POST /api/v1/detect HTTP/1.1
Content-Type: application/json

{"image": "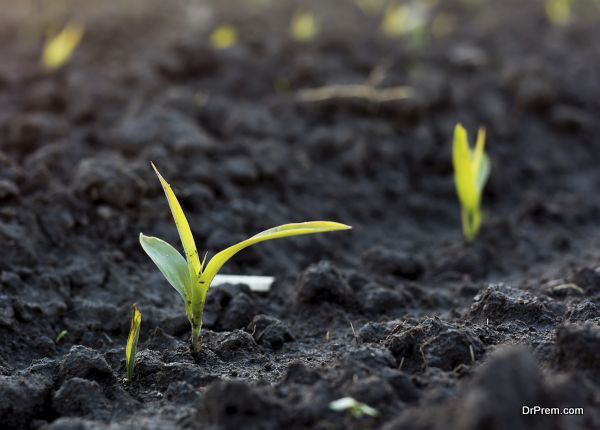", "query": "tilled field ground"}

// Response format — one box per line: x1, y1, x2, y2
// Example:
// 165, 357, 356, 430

0, 0, 599, 429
